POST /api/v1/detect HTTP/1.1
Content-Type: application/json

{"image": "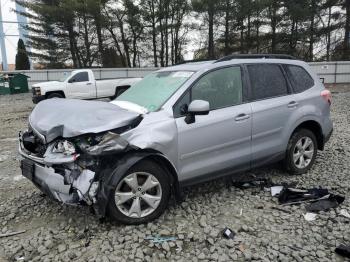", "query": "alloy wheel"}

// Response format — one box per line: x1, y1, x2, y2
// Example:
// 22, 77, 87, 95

293, 136, 315, 169
114, 172, 162, 218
